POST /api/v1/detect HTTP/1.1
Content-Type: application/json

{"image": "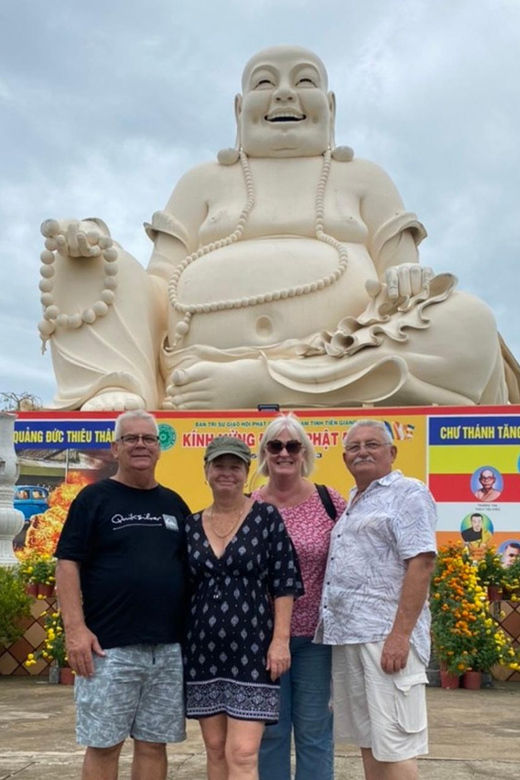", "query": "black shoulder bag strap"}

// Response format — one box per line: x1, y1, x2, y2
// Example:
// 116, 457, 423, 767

315, 483, 337, 521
